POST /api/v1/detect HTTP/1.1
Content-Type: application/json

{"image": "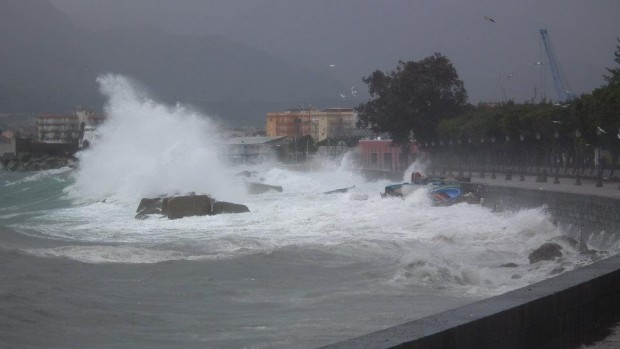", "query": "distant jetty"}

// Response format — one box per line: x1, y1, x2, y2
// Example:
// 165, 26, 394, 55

1, 152, 75, 171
